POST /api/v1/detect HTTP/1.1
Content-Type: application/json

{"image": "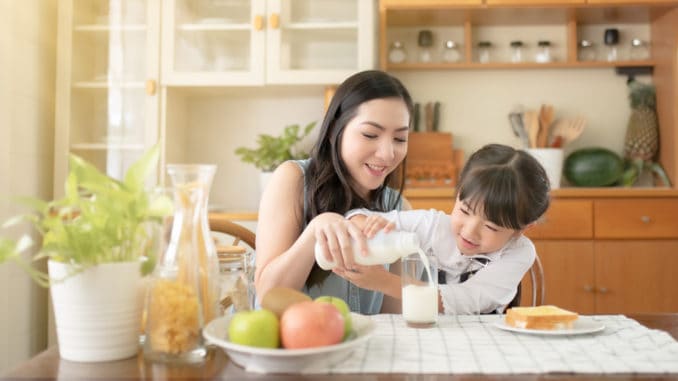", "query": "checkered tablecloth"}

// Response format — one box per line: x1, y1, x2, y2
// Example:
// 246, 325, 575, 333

311, 314, 678, 374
